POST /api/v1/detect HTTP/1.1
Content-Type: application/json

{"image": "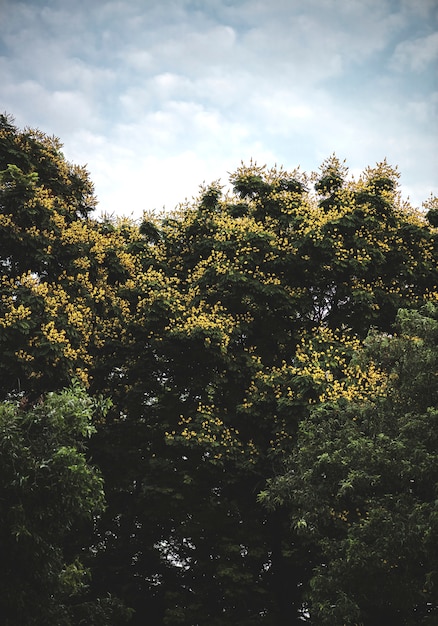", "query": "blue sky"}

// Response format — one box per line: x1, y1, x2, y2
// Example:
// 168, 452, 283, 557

1, 0, 437, 217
